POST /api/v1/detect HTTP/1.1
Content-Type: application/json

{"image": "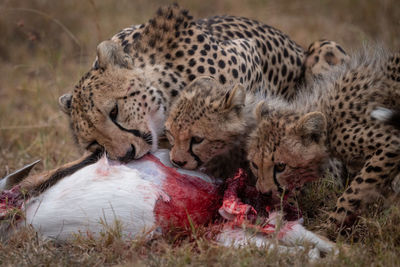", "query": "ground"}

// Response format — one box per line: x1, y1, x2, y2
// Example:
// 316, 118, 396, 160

0, 0, 400, 265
